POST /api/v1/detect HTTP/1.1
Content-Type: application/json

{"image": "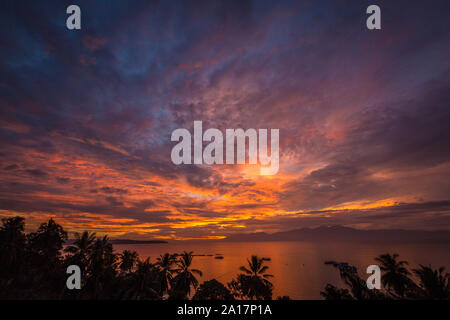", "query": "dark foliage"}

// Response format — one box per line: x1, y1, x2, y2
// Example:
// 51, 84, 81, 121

321, 253, 450, 300
192, 279, 234, 300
